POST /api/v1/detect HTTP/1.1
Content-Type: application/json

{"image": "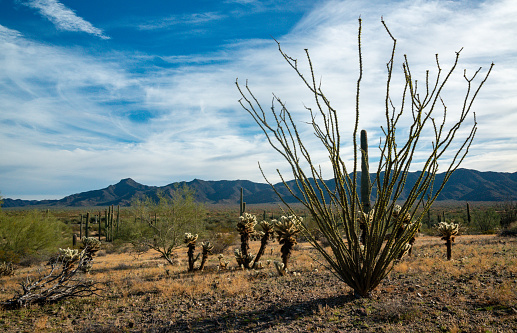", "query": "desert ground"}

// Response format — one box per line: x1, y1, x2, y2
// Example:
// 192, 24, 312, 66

0, 234, 516, 332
